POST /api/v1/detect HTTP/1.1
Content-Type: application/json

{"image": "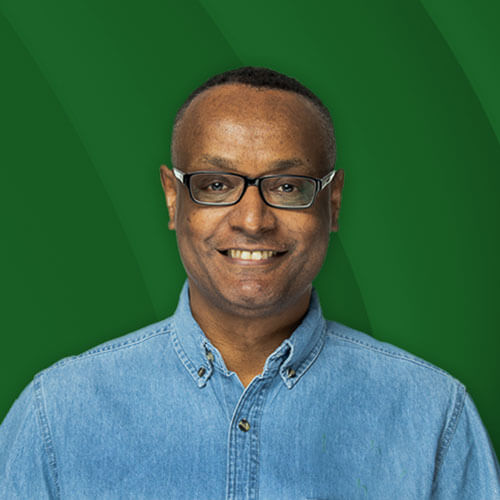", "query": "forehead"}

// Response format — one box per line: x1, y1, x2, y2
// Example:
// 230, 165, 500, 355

174, 83, 329, 173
